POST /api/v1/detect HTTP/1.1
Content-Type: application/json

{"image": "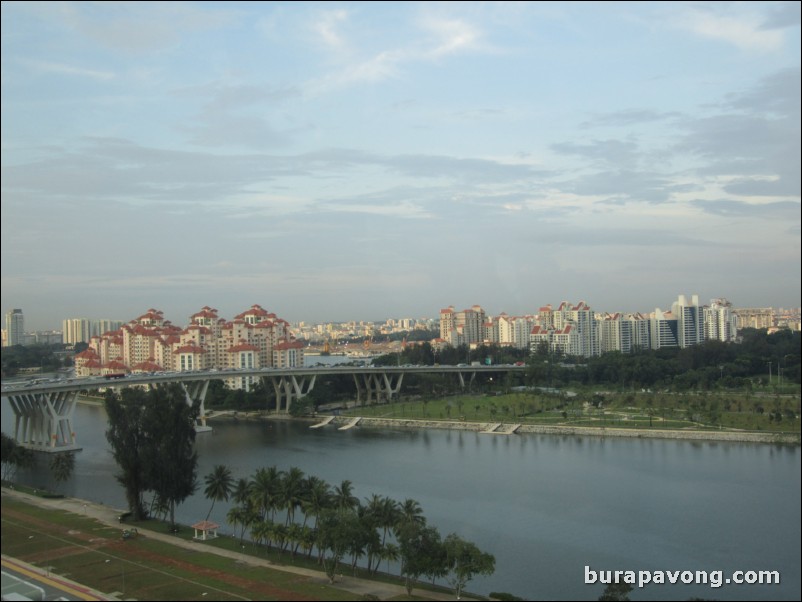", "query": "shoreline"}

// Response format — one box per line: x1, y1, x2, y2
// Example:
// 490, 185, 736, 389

203, 410, 801, 445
